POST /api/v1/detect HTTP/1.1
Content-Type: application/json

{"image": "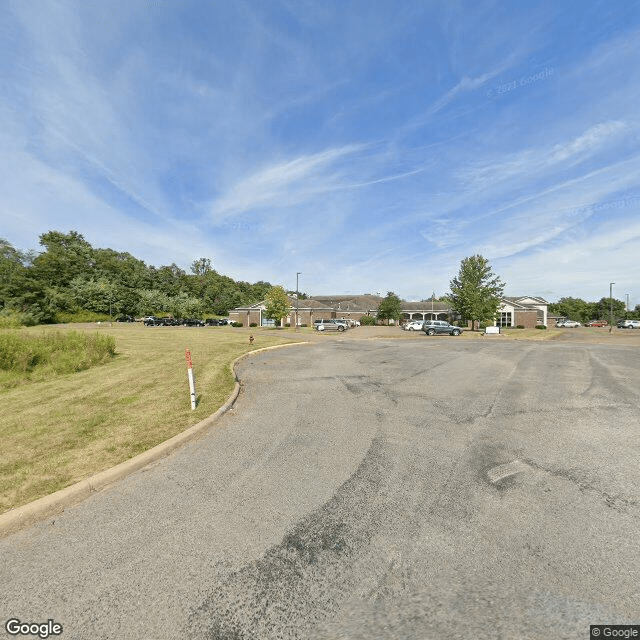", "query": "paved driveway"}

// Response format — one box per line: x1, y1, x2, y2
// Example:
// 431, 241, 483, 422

1, 339, 639, 639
